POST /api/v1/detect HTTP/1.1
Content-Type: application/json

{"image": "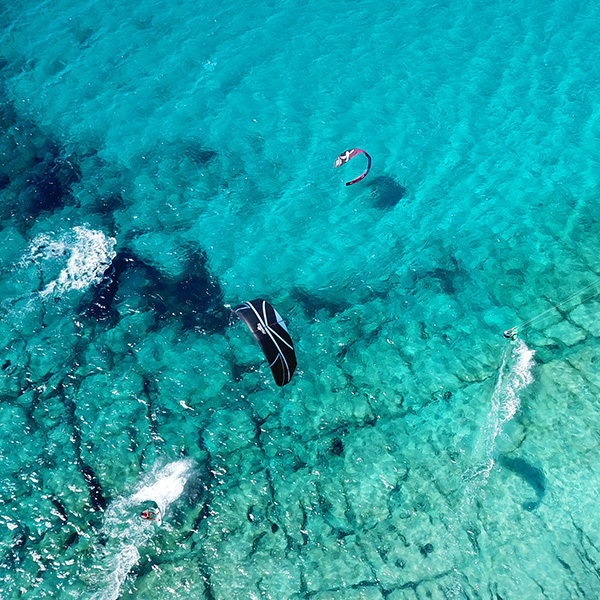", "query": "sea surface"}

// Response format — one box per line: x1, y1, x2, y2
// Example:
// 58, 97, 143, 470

1, 0, 600, 598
